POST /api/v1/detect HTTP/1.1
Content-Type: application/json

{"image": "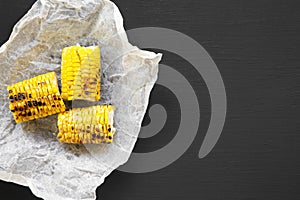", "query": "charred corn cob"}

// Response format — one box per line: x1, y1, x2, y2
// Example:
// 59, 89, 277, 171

61, 45, 101, 101
57, 105, 115, 144
7, 72, 66, 123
